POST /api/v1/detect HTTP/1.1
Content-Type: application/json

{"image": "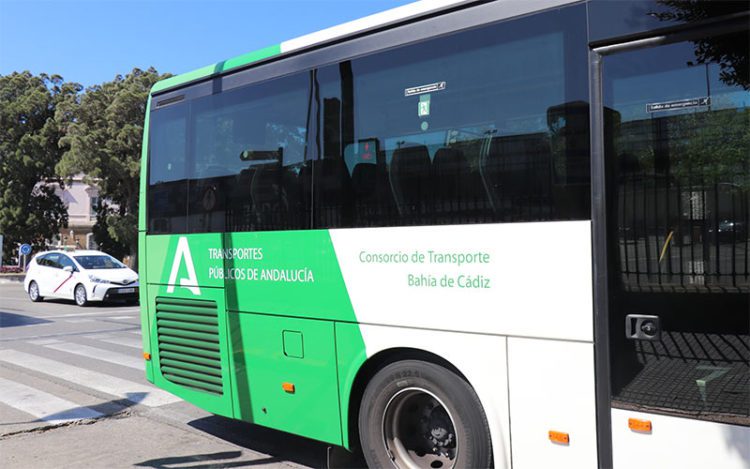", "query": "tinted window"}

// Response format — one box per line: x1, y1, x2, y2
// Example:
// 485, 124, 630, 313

314, 5, 589, 228
604, 33, 749, 424
74, 255, 126, 270
44, 253, 62, 269
190, 73, 311, 232
148, 103, 188, 233
58, 255, 77, 271
148, 74, 312, 233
